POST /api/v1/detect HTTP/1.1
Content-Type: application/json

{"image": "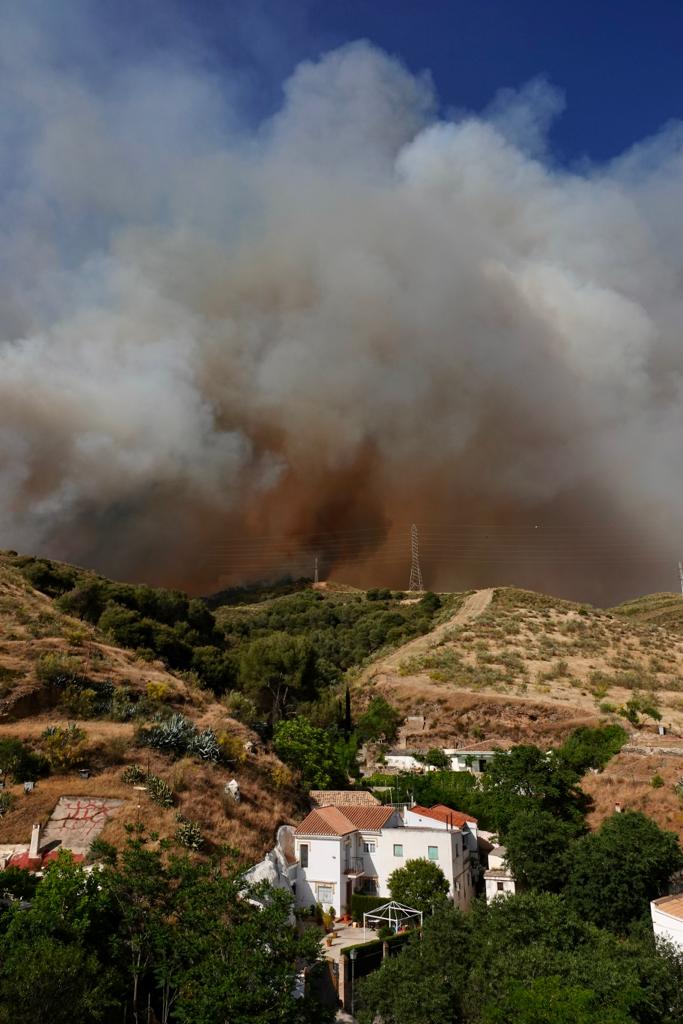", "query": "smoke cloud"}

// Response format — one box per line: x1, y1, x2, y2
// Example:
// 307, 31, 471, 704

2, 7, 683, 602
